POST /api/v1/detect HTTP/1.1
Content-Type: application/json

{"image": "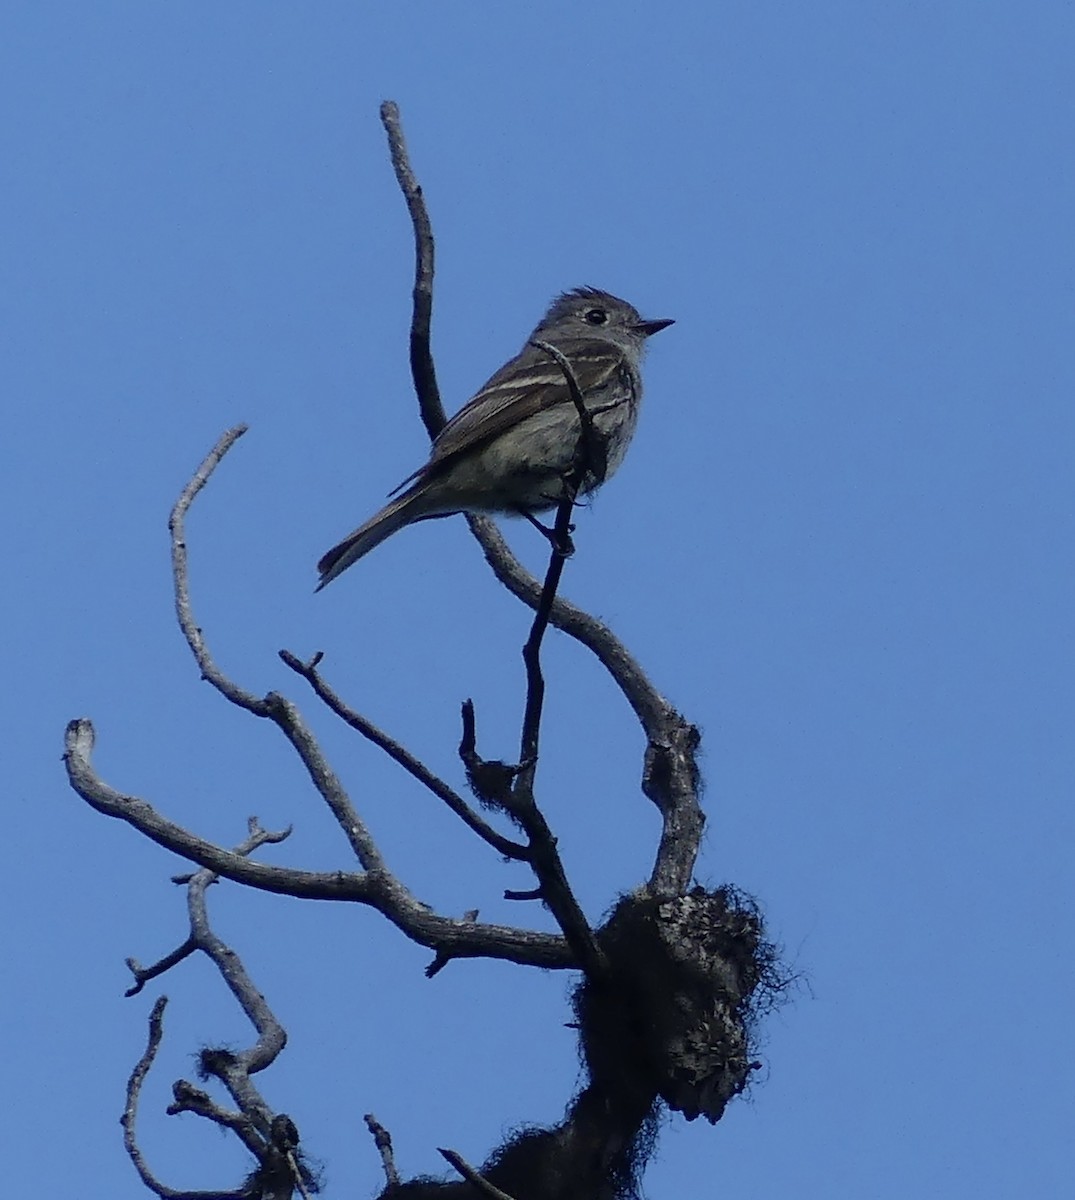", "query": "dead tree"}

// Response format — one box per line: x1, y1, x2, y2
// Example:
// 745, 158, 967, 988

63, 102, 787, 1200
